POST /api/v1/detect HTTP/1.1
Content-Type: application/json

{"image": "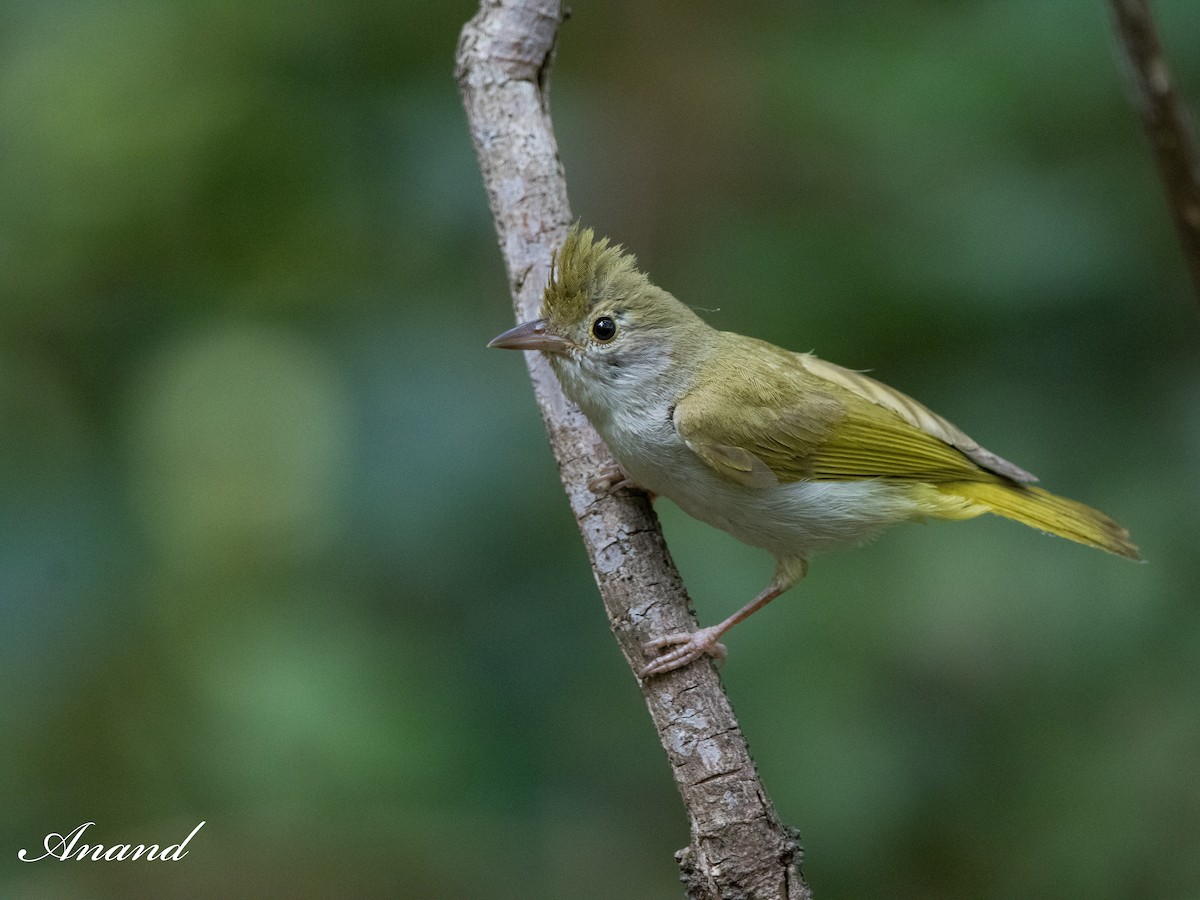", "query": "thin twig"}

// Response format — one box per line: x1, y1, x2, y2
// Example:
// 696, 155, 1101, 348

455, 1, 811, 897
1109, 0, 1200, 305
